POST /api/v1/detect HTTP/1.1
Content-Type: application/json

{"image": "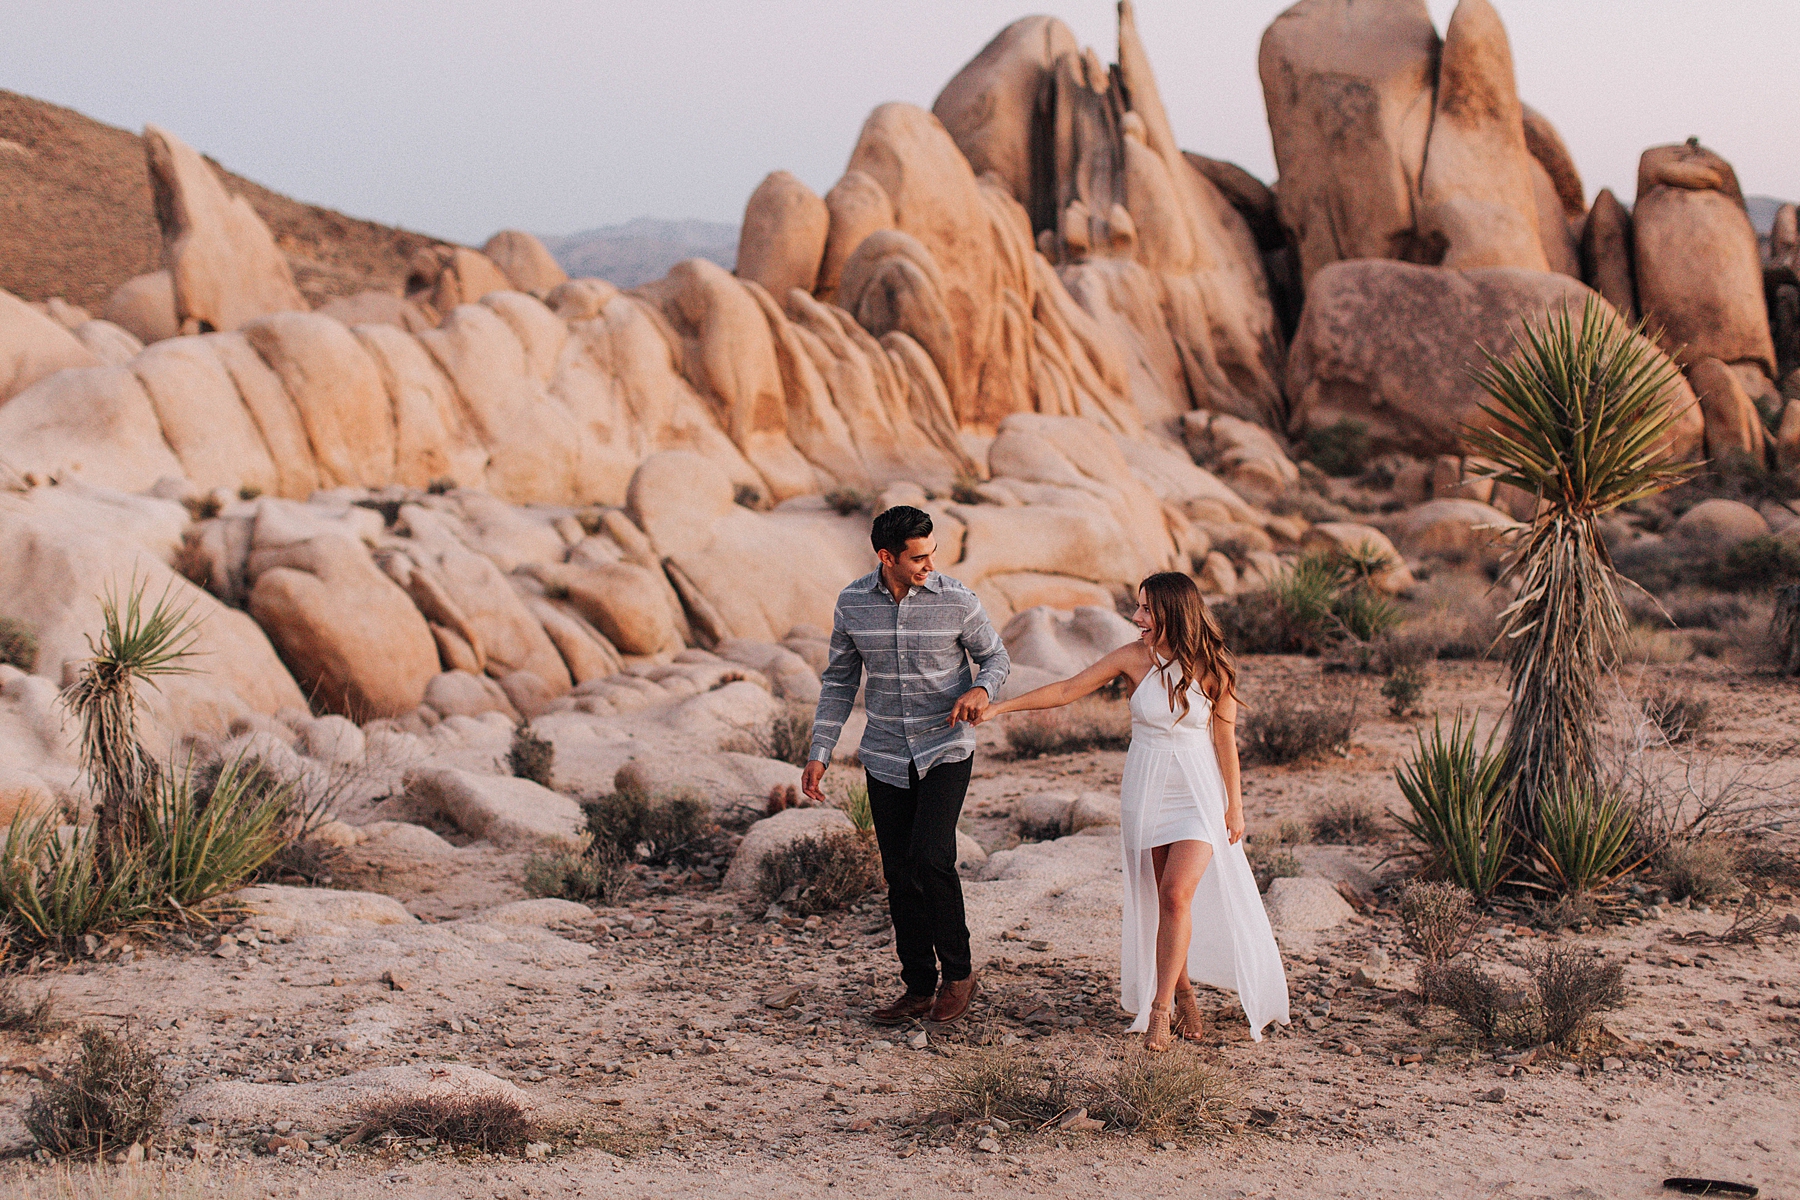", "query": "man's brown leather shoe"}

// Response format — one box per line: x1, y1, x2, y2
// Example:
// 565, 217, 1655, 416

868, 991, 935, 1025
928, 971, 979, 1024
